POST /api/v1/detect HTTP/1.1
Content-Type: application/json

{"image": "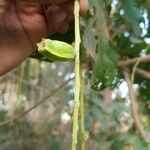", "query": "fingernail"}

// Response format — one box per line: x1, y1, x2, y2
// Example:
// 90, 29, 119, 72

51, 6, 67, 22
